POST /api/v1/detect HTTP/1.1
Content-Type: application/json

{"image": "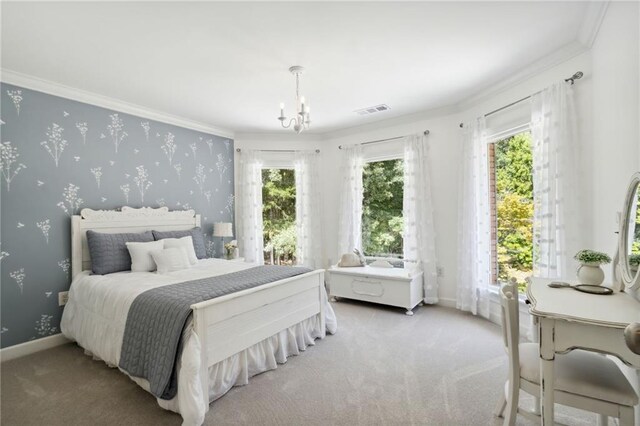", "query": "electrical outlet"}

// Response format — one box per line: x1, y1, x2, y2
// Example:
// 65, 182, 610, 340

436, 266, 444, 278
58, 291, 69, 306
